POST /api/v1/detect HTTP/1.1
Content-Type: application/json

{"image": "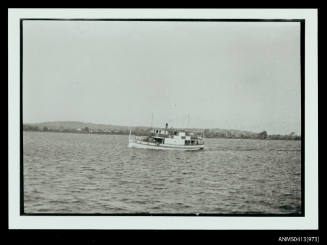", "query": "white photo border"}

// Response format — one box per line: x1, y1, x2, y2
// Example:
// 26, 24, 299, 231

8, 8, 318, 230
